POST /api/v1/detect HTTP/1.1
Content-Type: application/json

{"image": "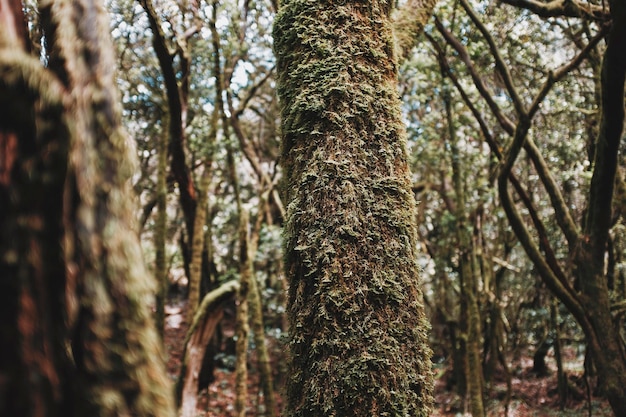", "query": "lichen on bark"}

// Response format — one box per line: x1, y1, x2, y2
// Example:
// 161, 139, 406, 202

274, 0, 434, 415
